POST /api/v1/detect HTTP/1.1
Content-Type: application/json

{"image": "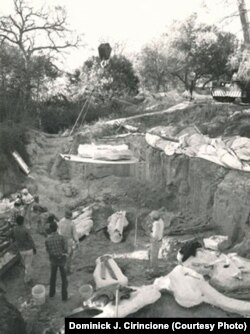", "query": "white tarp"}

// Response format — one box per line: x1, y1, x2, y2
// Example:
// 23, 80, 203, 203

154, 265, 250, 316
181, 247, 250, 293
78, 144, 133, 161
94, 285, 161, 318
93, 255, 128, 289
105, 102, 190, 126
73, 207, 93, 239
107, 211, 129, 243
203, 235, 228, 250
145, 127, 250, 172
0, 198, 14, 215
